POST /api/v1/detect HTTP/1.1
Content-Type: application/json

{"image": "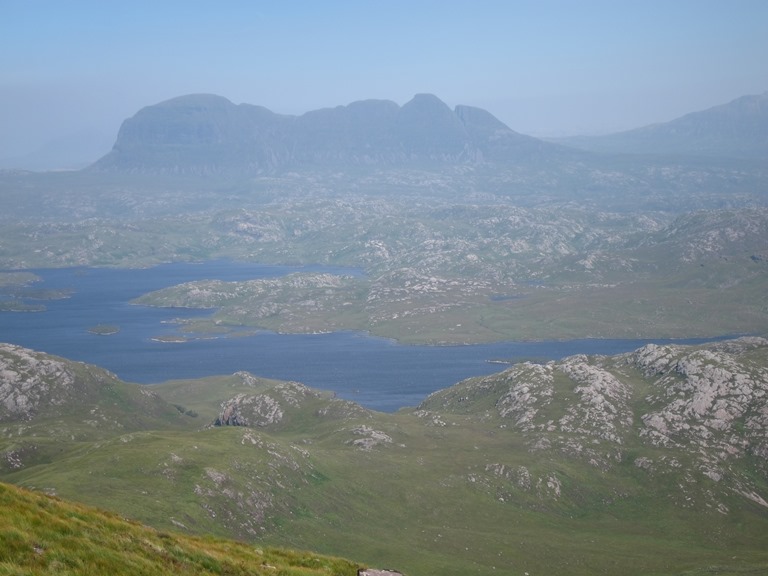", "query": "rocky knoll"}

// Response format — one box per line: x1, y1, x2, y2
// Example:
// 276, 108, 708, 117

0, 342, 191, 471
91, 93, 574, 174
419, 336, 768, 511
0, 343, 80, 420
213, 378, 369, 429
